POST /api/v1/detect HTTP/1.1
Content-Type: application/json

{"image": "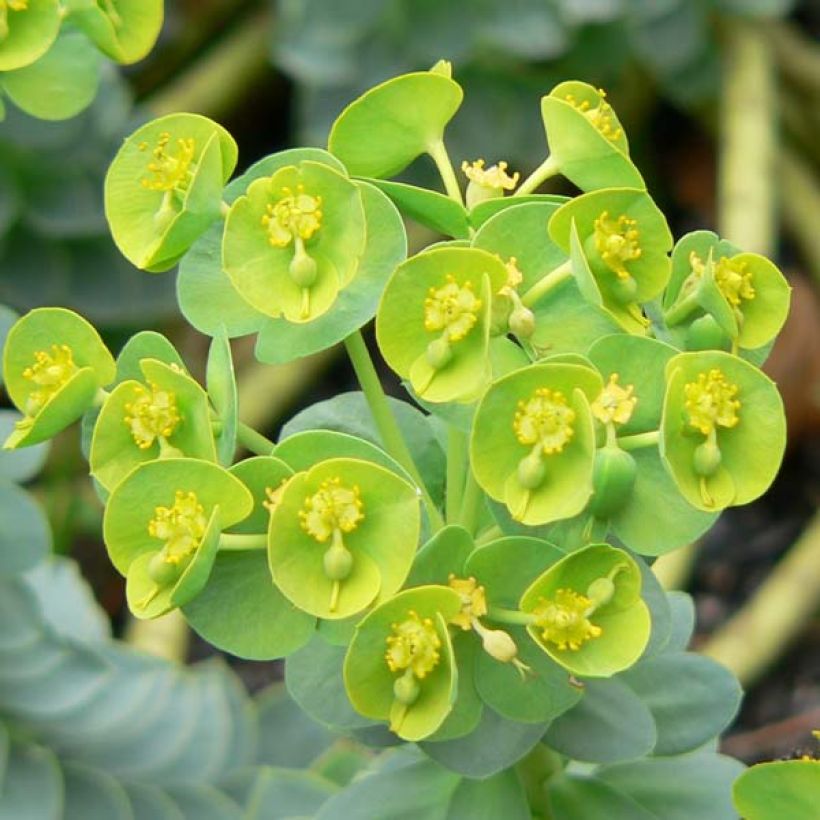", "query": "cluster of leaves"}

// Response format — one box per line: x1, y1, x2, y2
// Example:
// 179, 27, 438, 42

0, 0, 163, 122
1, 61, 794, 816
